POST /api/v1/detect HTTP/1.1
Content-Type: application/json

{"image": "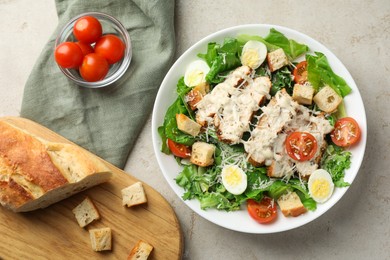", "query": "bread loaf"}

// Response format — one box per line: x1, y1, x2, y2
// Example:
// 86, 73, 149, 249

0, 119, 112, 212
